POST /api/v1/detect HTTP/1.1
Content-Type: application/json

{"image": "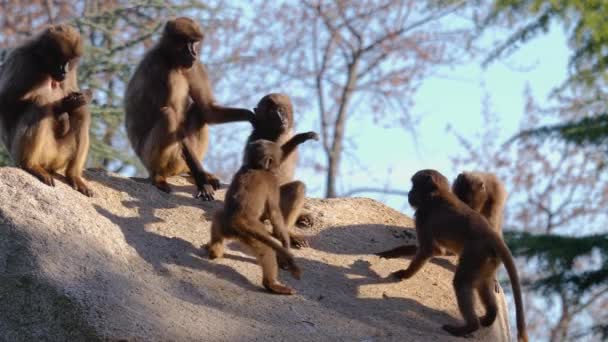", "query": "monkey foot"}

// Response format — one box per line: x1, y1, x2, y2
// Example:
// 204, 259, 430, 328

153, 177, 172, 193
295, 213, 314, 228
204, 172, 221, 190
442, 324, 478, 338
289, 234, 309, 249
195, 184, 215, 201
389, 270, 410, 280
479, 312, 497, 327
24, 167, 55, 187
69, 177, 94, 197
263, 281, 296, 295
205, 243, 224, 259
375, 245, 418, 259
